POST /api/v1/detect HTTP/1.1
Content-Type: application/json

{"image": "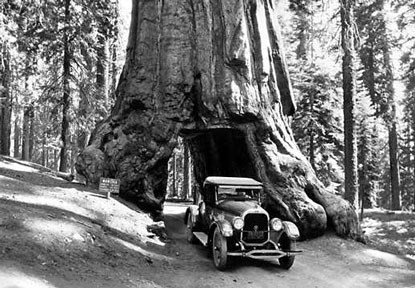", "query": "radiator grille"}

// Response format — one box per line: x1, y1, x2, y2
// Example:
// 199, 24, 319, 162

242, 213, 268, 244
